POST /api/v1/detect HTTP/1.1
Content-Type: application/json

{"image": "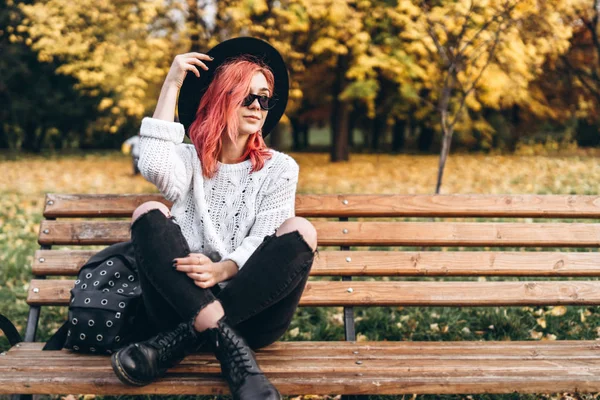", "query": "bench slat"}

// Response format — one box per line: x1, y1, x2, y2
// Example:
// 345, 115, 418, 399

4, 372, 600, 395
43, 193, 600, 218
27, 279, 600, 306
9, 341, 600, 359
37, 220, 600, 247
3, 342, 600, 394
5, 358, 600, 373
32, 249, 600, 277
